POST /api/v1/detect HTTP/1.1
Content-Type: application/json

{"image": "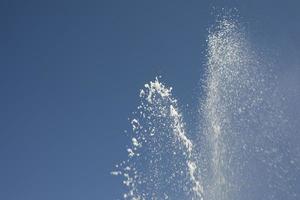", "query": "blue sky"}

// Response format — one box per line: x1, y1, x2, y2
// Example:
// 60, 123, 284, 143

0, 0, 299, 199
